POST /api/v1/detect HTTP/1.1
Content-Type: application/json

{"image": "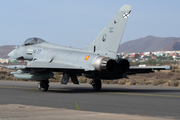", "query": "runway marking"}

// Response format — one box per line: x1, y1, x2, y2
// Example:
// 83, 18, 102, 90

105, 92, 180, 98
0, 86, 70, 91
49, 89, 70, 91
0, 85, 180, 98
0, 86, 36, 90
